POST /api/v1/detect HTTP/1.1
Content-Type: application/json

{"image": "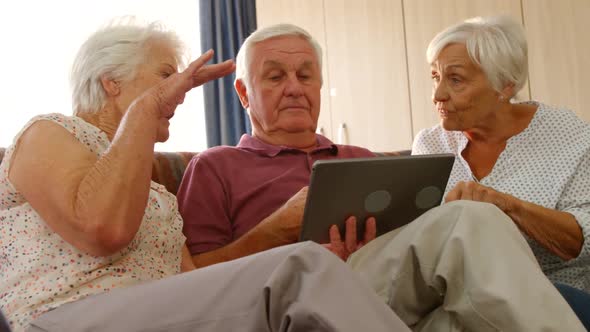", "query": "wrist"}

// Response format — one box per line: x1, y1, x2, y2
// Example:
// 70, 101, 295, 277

124, 100, 160, 139
504, 194, 525, 226
259, 210, 297, 244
